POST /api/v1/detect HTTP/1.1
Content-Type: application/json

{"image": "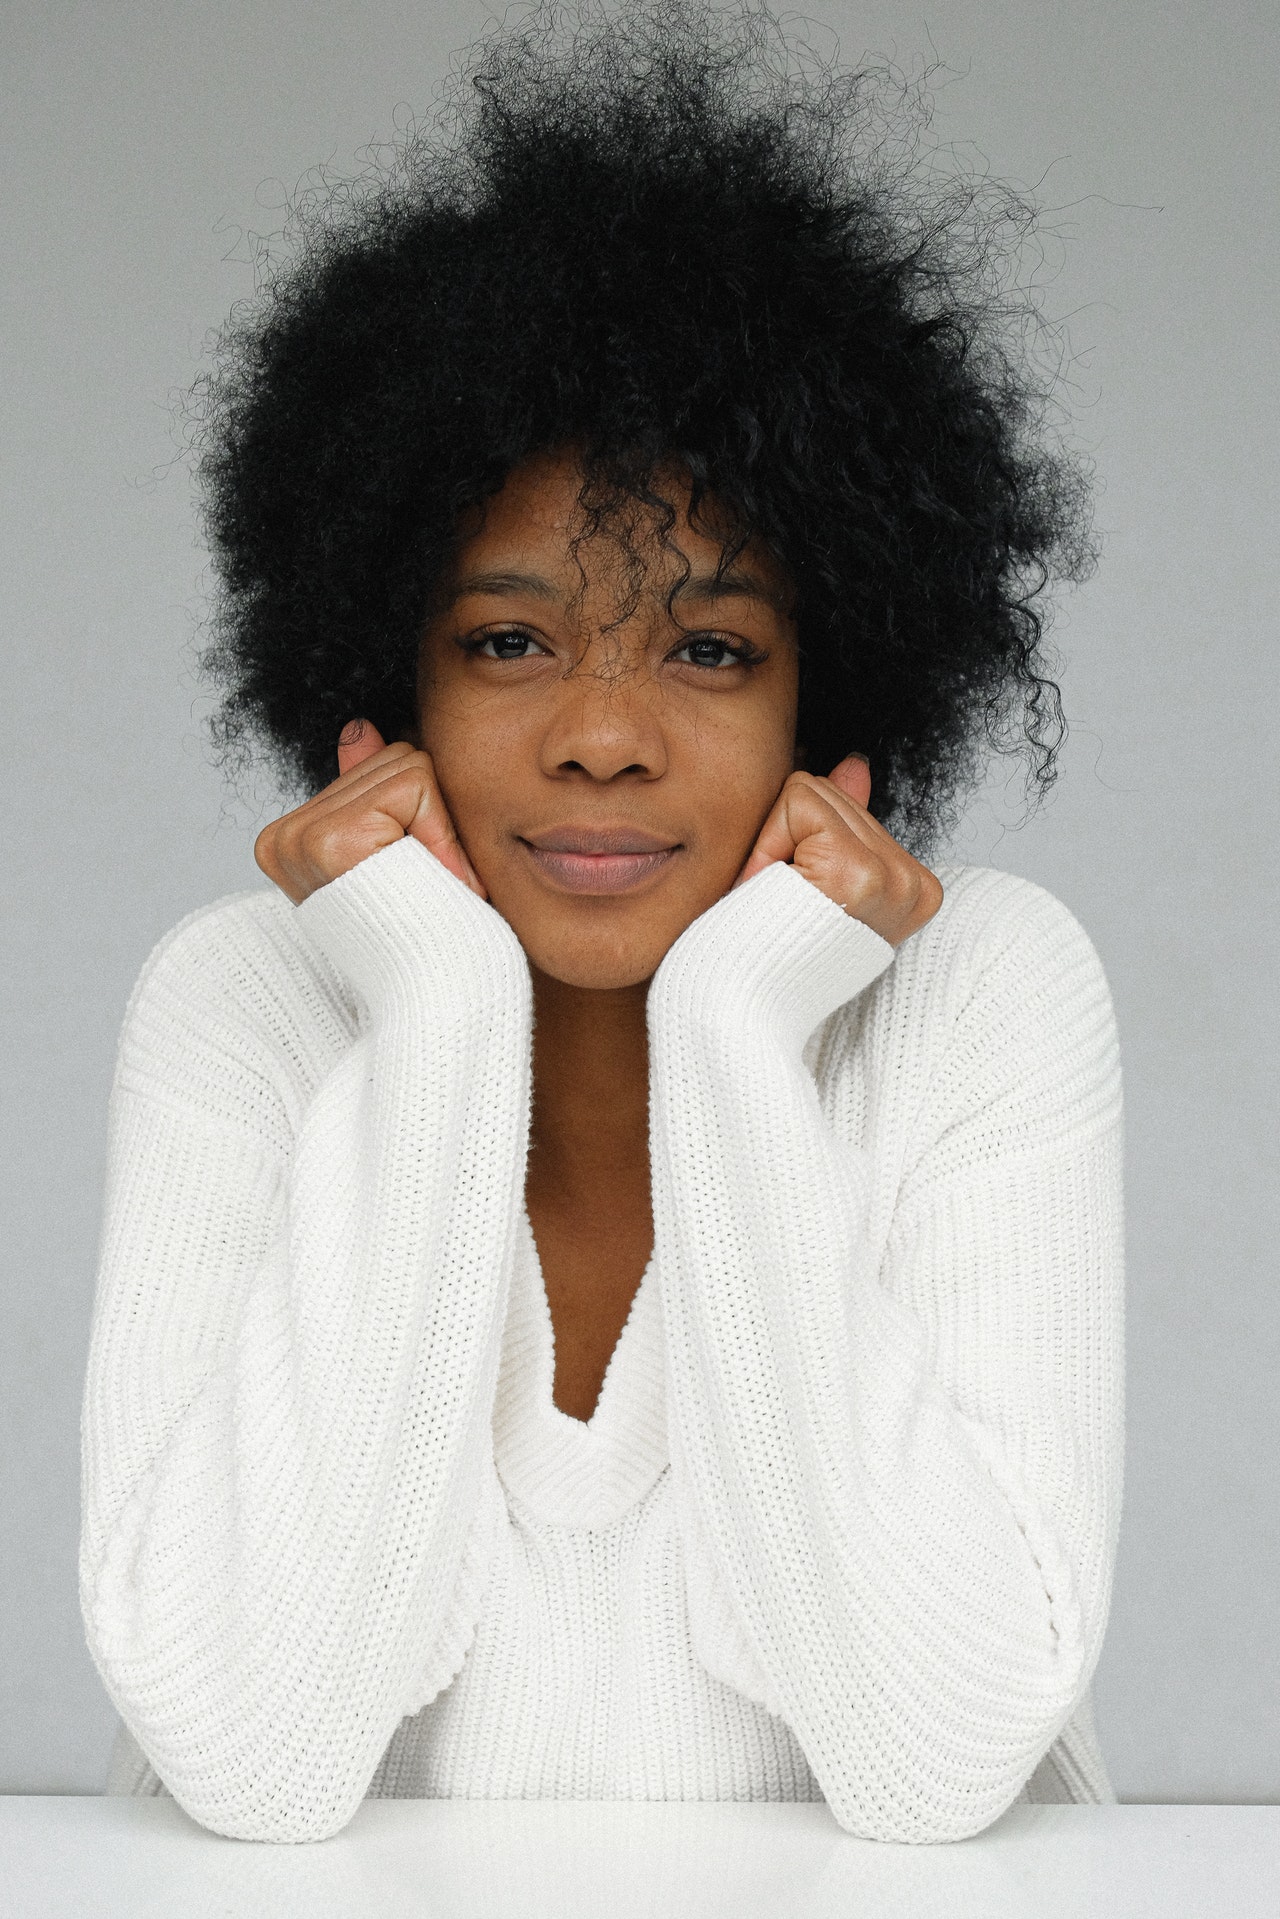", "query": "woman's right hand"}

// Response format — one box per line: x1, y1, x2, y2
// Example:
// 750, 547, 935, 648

254, 719, 487, 905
